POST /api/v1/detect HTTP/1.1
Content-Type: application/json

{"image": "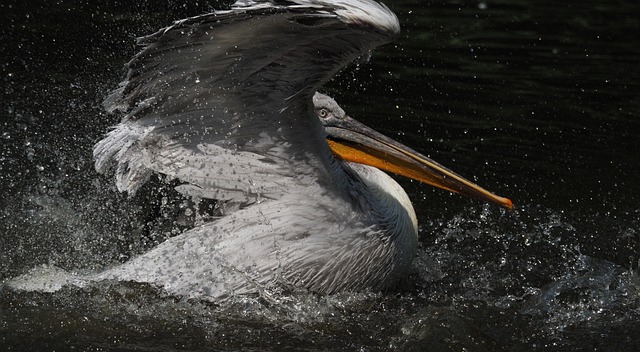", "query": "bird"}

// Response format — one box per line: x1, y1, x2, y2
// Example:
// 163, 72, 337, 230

90, 0, 513, 301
